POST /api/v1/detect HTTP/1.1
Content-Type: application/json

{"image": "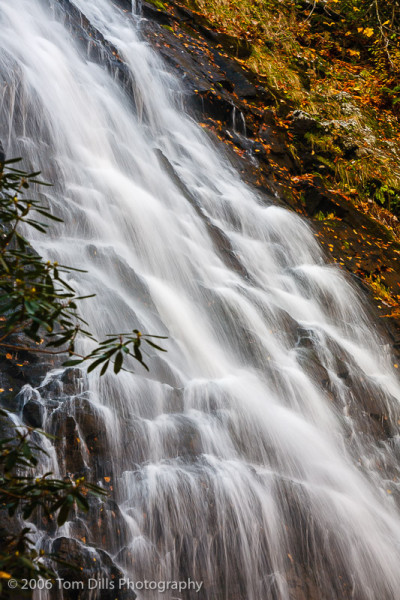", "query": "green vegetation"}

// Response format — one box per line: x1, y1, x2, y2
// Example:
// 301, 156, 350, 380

178, 0, 400, 217
0, 158, 166, 375
0, 156, 167, 595
314, 210, 337, 221
0, 415, 107, 596
170, 0, 400, 309
366, 273, 396, 305
148, 0, 167, 9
